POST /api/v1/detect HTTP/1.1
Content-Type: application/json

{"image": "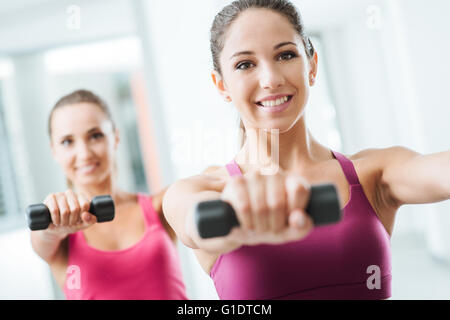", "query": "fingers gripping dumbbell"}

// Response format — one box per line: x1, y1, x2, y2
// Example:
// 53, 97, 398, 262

195, 184, 341, 238
26, 195, 115, 231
